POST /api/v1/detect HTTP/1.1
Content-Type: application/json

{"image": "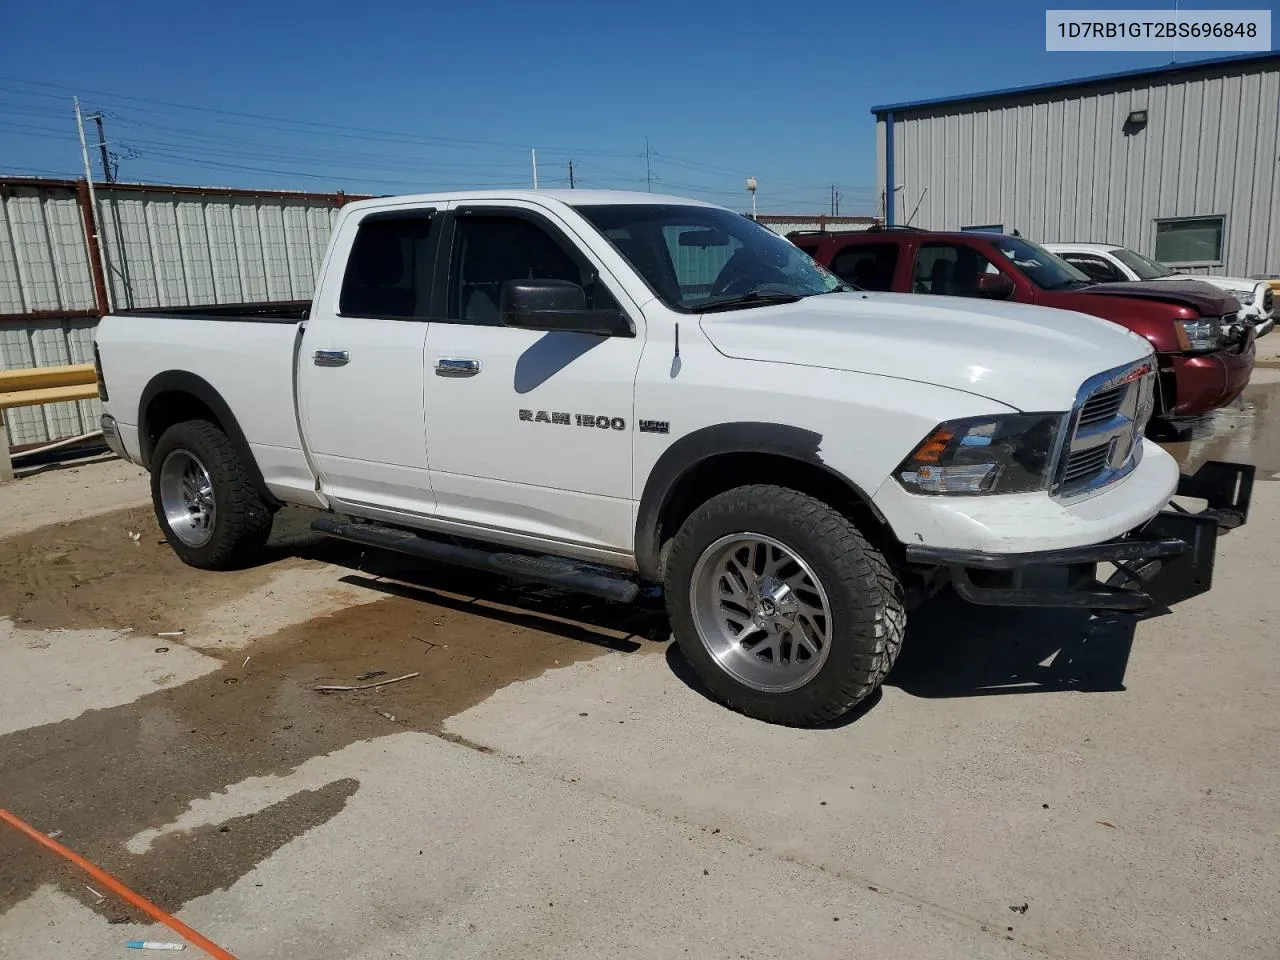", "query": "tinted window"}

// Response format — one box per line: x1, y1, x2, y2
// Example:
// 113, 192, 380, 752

830, 243, 899, 291
448, 214, 611, 325
1154, 216, 1224, 264
340, 213, 435, 319
912, 243, 1002, 297
1061, 254, 1121, 283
